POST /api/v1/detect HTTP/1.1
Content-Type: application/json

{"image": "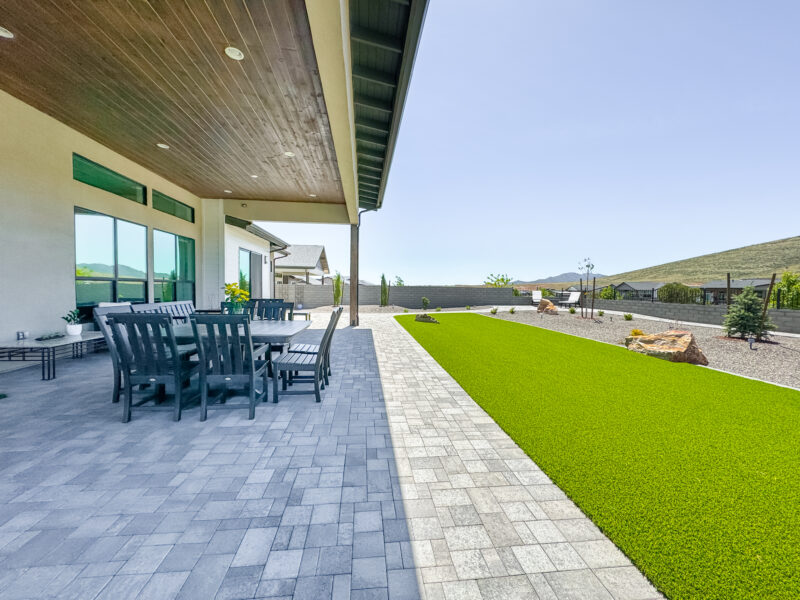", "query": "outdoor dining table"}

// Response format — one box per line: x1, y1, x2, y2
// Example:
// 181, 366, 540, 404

172, 319, 311, 346
0, 331, 104, 380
